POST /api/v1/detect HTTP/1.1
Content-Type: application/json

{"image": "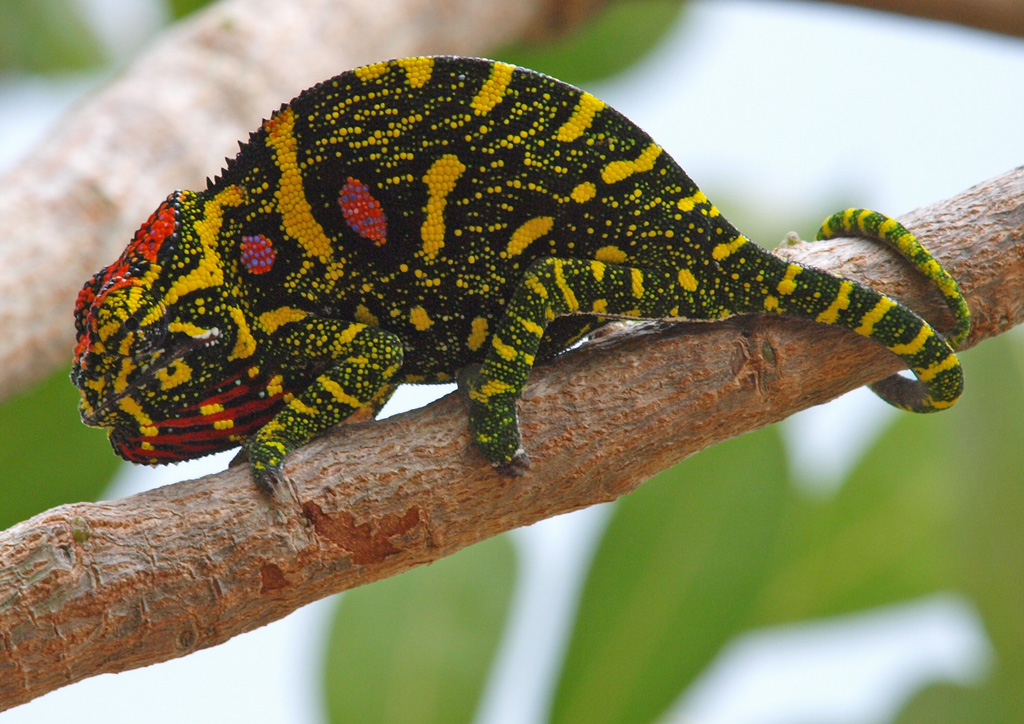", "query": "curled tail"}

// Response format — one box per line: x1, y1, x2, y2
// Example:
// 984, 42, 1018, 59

744, 209, 969, 412
810, 209, 969, 412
